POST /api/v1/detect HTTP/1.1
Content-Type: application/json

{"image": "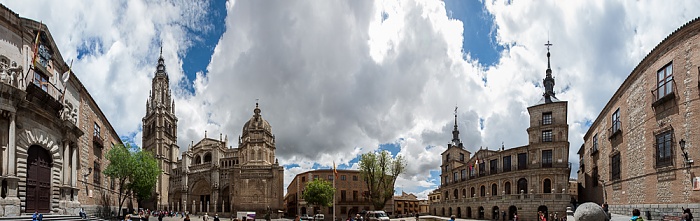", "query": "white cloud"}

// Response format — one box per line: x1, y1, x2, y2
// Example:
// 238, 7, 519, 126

5, 0, 700, 198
